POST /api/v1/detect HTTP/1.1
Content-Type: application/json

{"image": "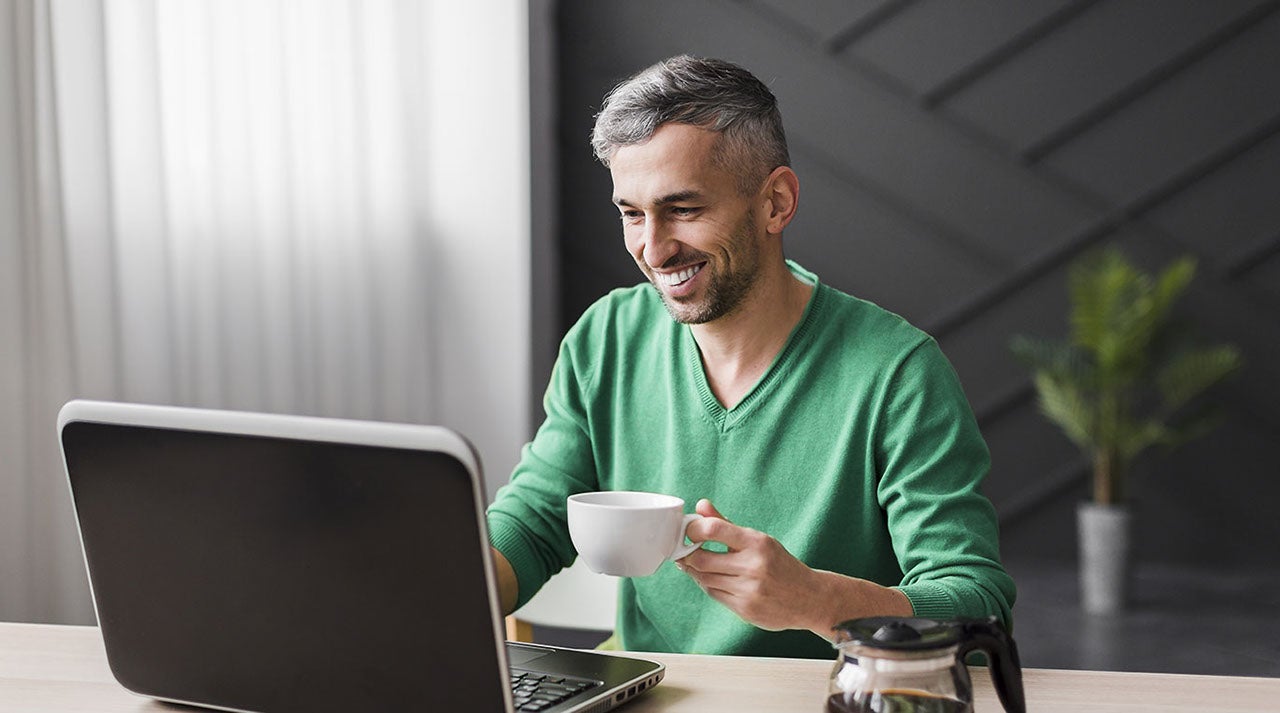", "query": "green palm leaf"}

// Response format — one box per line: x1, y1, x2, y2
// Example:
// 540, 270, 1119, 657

1032, 373, 1094, 450
1157, 345, 1243, 413
1010, 246, 1241, 505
